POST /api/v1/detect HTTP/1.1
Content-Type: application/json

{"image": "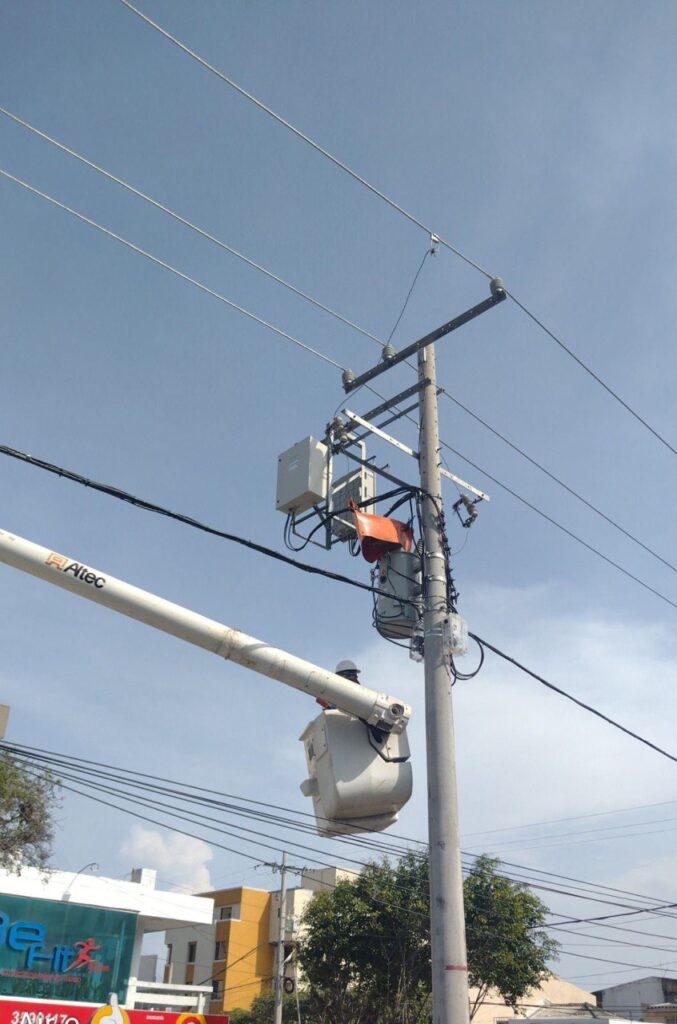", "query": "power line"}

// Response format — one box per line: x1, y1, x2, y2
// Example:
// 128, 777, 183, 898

0, 441, 417, 608
115, 0, 491, 281
472, 633, 677, 767
116, 0, 676, 456
11, 740, 677, 925
507, 292, 677, 458
438, 388, 677, 574
464, 814, 677, 855
3, 167, 677, 616
0, 167, 342, 371
18, 749, 677, 974
462, 796, 677, 841
5, 105, 671, 577
0, 105, 385, 350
